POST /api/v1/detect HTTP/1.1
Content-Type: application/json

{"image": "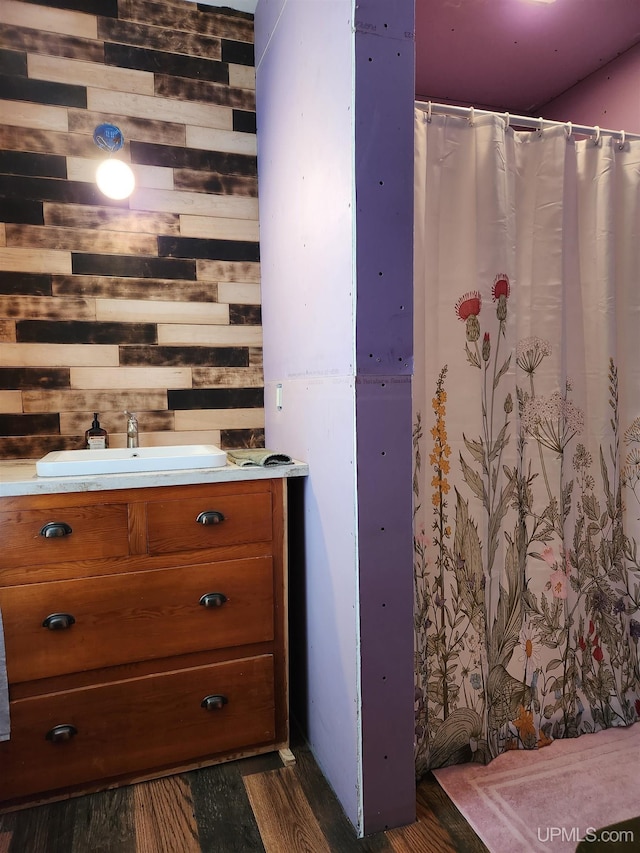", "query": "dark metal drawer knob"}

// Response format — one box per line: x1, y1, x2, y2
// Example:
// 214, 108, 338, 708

42, 612, 76, 630
46, 724, 78, 743
195, 511, 225, 526
39, 522, 73, 538
199, 593, 227, 608
201, 694, 228, 711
